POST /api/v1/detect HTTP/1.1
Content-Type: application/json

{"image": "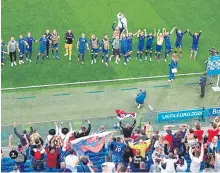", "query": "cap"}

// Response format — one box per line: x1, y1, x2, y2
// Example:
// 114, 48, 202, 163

49, 129, 56, 135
